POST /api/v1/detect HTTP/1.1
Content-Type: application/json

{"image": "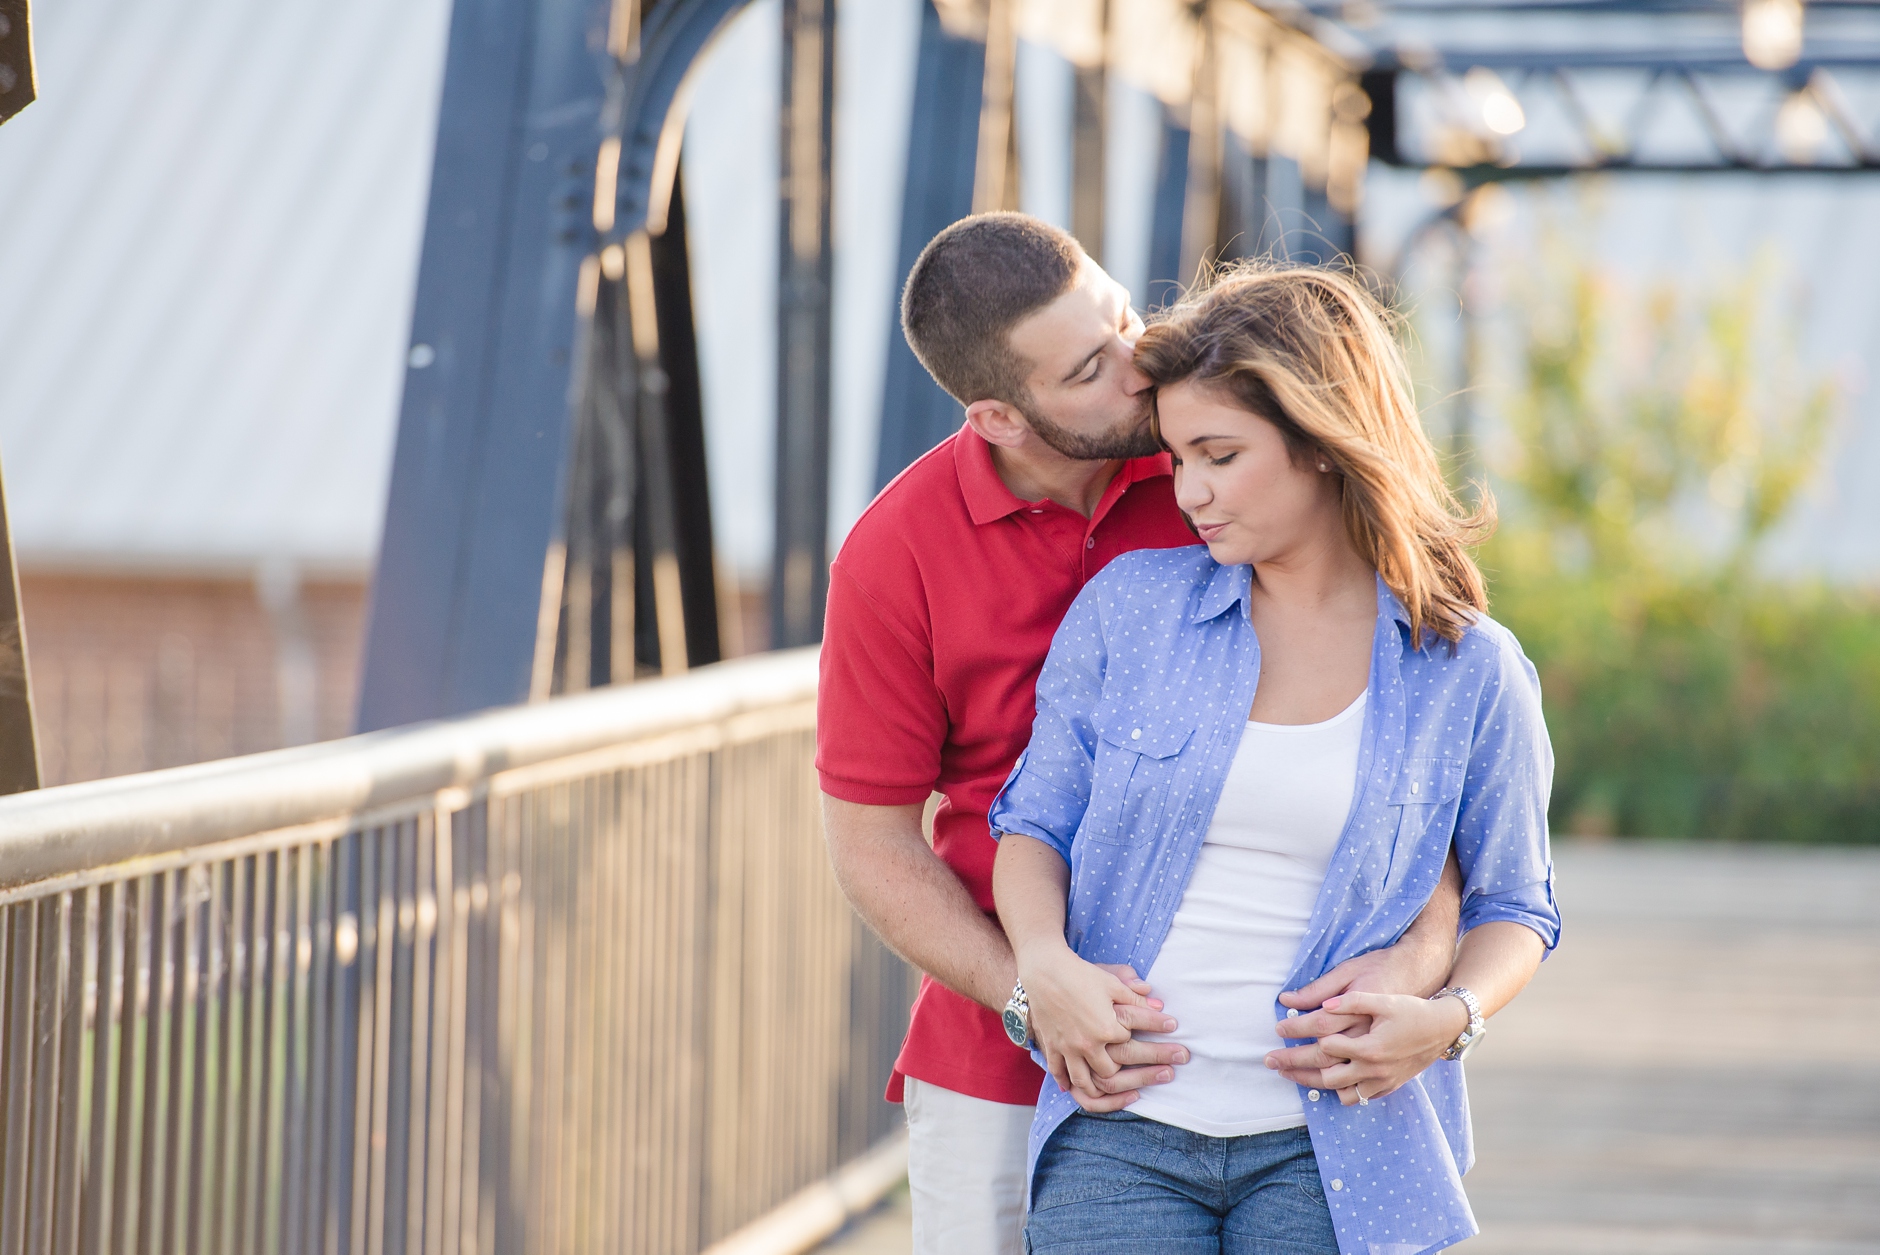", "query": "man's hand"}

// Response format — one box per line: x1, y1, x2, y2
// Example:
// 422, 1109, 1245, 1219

1265, 850, 1462, 1088
1280, 991, 1470, 1106
1065, 964, 1188, 1113
1268, 912, 1548, 1107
